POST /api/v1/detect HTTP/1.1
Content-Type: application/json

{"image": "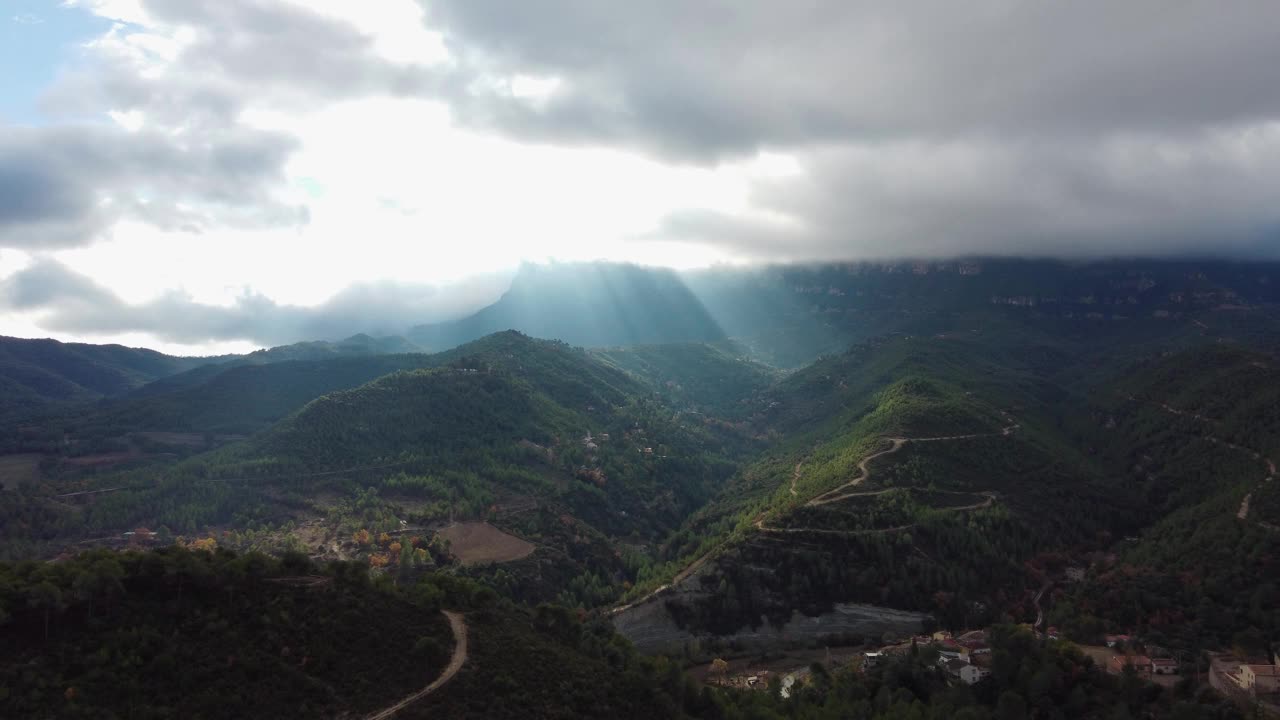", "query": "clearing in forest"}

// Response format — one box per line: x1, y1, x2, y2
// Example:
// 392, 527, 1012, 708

438, 521, 535, 565
0, 453, 42, 489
